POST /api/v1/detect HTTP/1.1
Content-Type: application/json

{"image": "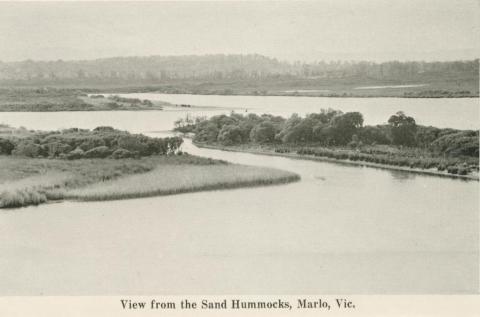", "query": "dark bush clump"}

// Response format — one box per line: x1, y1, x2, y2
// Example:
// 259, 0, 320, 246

110, 148, 137, 159
0, 138, 15, 154
65, 147, 85, 160
1, 126, 183, 160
